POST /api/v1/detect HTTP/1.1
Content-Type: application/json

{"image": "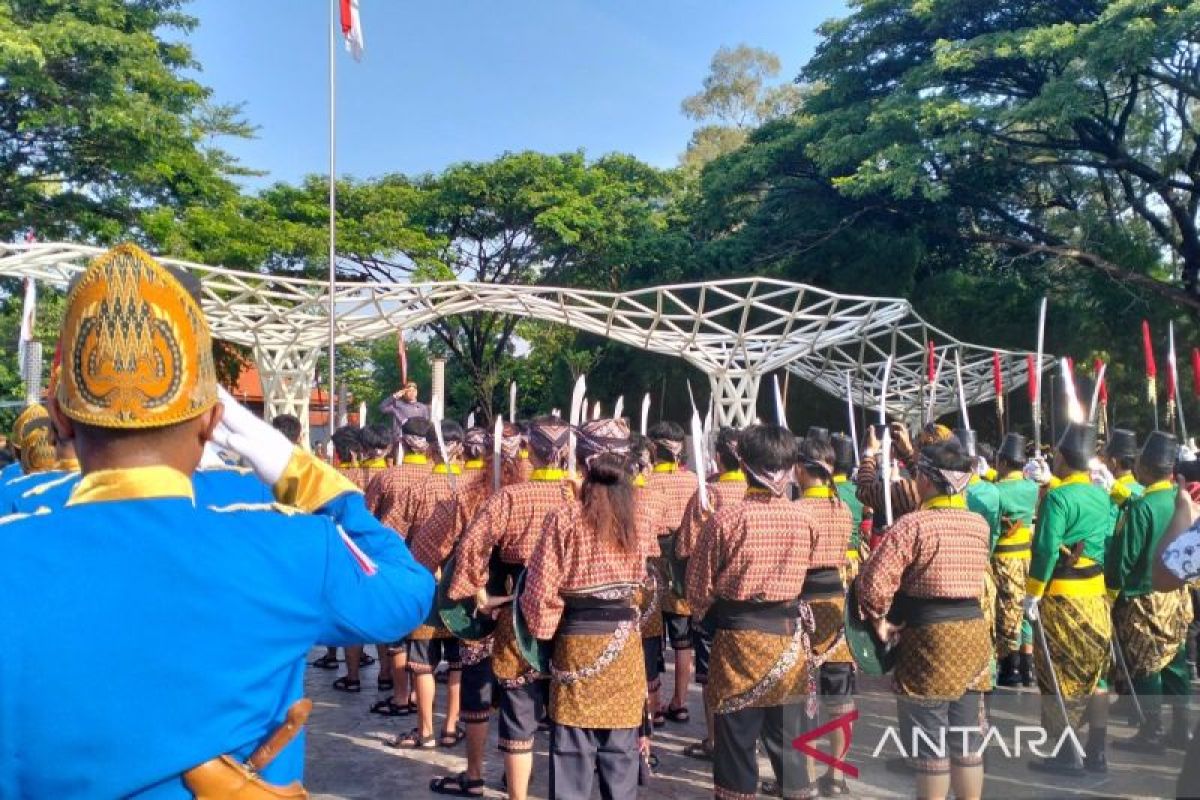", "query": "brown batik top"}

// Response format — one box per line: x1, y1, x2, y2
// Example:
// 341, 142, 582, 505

388, 465, 461, 539
335, 458, 389, 492
686, 490, 817, 618
646, 464, 698, 534
855, 497, 991, 619
633, 479, 669, 559
408, 477, 494, 572
520, 500, 647, 639
364, 456, 432, 523
675, 471, 748, 559
447, 471, 570, 600
854, 454, 921, 522
796, 486, 854, 569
